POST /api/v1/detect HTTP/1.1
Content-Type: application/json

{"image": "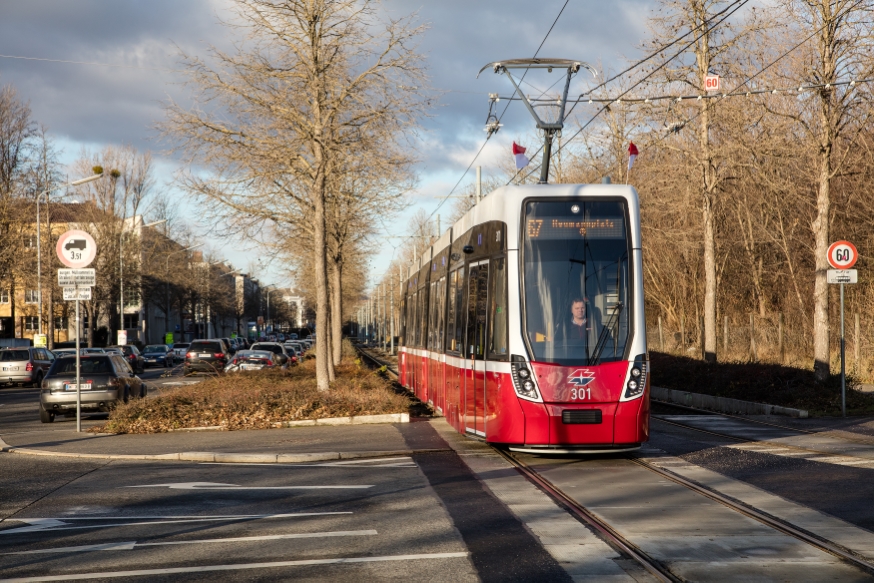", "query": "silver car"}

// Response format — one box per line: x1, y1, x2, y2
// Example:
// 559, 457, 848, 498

0, 348, 55, 387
